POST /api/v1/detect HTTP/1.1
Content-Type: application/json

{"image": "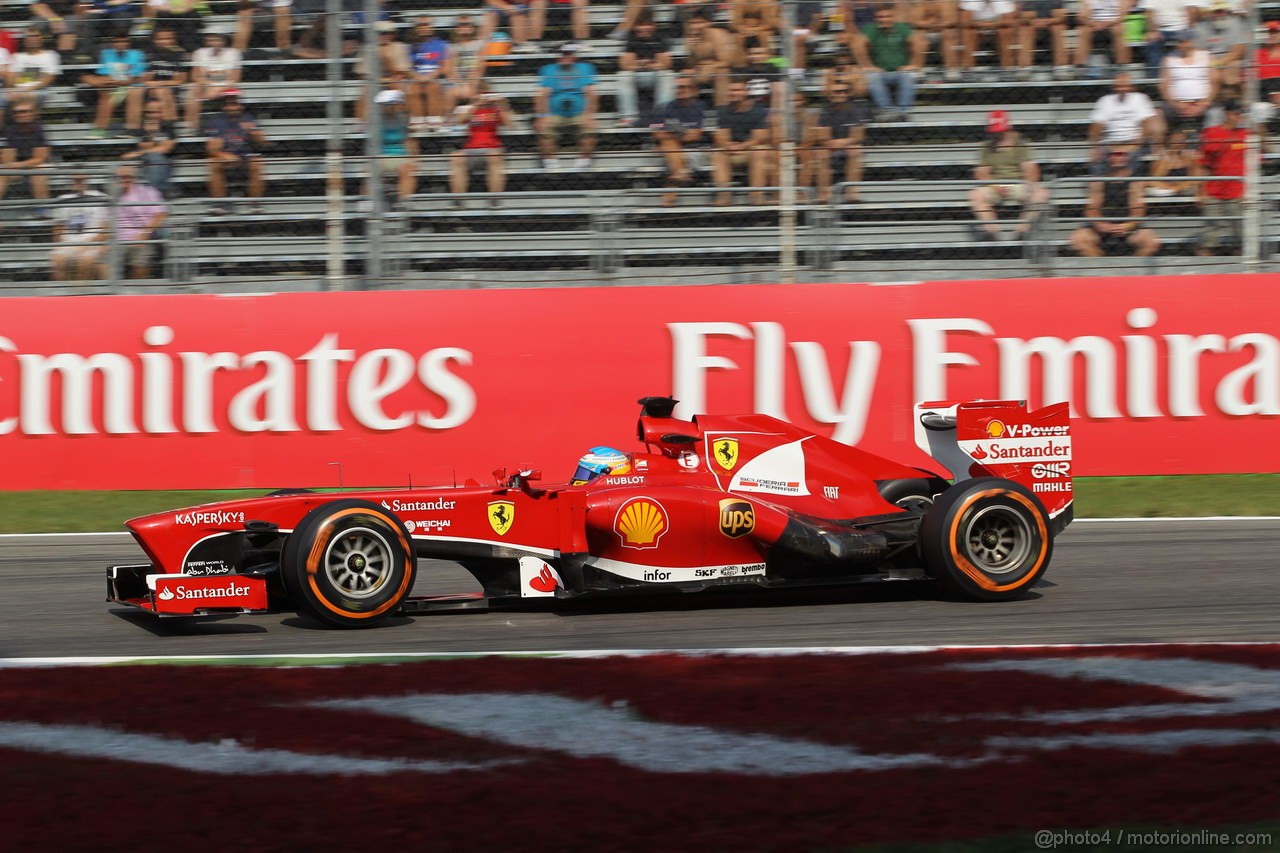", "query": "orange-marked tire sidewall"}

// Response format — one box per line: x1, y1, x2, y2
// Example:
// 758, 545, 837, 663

285, 501, 416, 628
946, 489, 1049, 594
